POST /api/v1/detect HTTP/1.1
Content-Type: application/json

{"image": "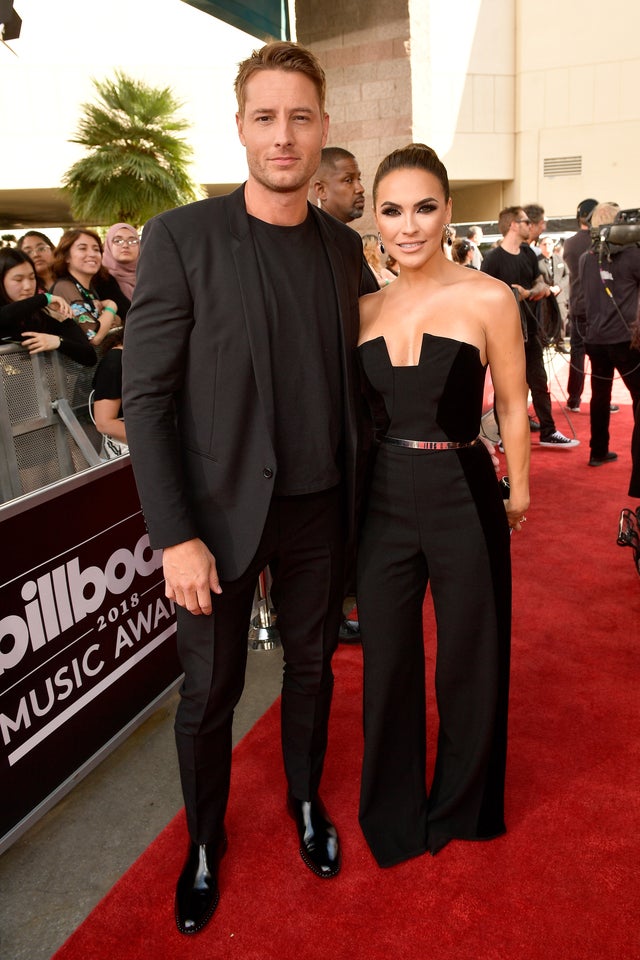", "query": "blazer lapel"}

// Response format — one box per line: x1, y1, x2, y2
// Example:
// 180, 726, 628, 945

310, 205, 357, 350
227, 187, 276, 443
309, 205, 360, 463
